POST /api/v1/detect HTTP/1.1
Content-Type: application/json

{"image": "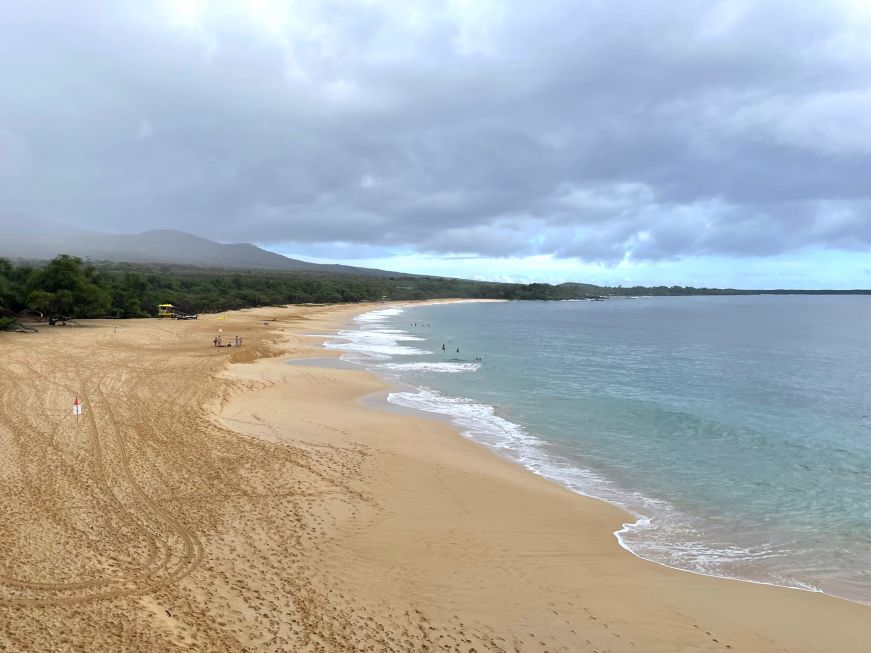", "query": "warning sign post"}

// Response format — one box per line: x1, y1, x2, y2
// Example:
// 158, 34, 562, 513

73, 397, 82, 425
